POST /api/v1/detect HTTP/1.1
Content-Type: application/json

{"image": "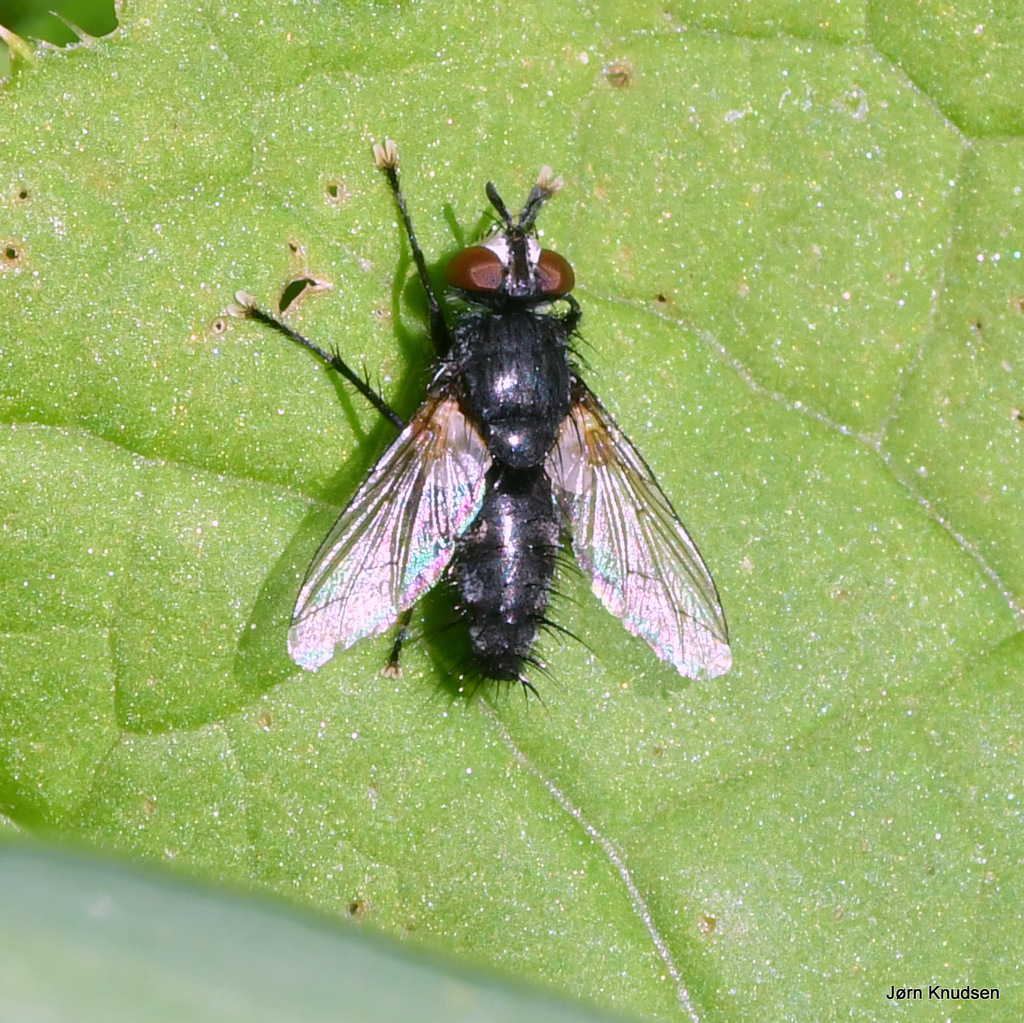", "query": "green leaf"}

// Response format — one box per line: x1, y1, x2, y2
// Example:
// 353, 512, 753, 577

2, 2, 1022, 1020
0, 843, 632, 1022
